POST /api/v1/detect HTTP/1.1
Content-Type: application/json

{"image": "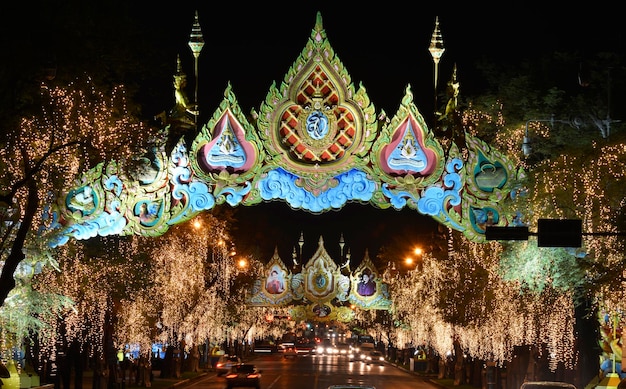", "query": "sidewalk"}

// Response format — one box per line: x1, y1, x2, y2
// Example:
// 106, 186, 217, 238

0, 368, 212, 389
67, 369, 213, 389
